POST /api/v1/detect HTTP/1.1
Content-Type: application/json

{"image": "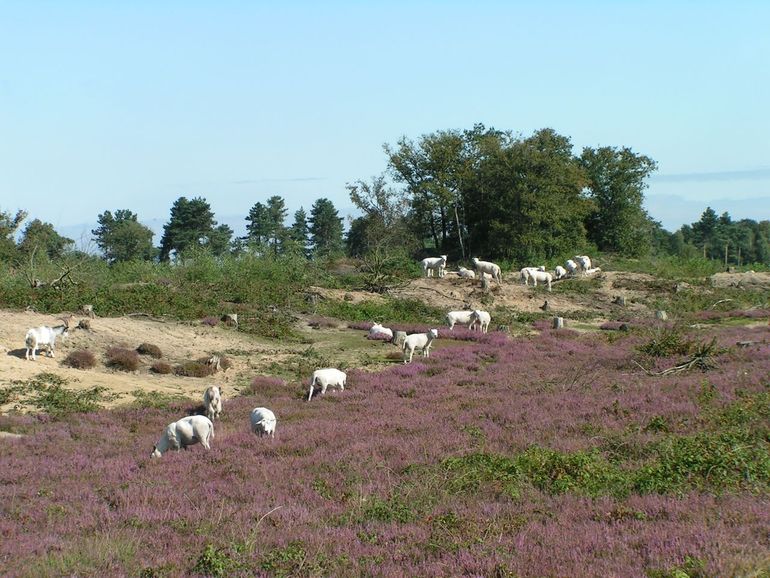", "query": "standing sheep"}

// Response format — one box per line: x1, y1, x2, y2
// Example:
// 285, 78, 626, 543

151, 415, 214, 458
308, 368, 347, 401
420, 255, 448, 278
250, 407, 277, 438
446, 310, 475, 330
24, 319, 70, 361
203, 385, 222, 421
402, 328, 439, 363
471, 258, 502, 285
